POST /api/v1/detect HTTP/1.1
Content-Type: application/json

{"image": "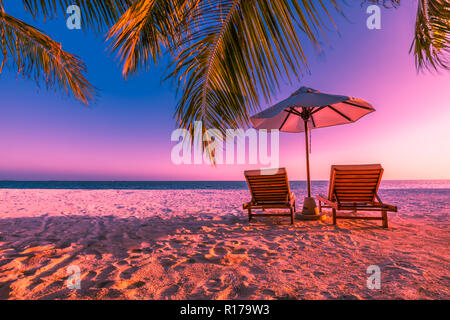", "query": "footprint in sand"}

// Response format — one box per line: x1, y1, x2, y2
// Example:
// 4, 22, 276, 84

205, 278, 222, 292
213, 247, 228, 256
127, 281, 145, 289
95, 280, 115, 289
262, 289, 275, 296
275, 293, 298, 300
0, 281, 14, 299
27, 278, 44, 290
105, 289, 123, 299
265, 251, 278, 257
119, 266, 138, 280
249, 266, 265, 275
231, 247, 247, 254
160, 284, 180, 298
117, 260, 129, 266
201, 244, 249, 266
209, 274, 256, 299
22, 268, 38, 276
281, 269, 296, 274
84, 270, 97, 280
204, 245, 230, 263
160, 257, 177, 268
234, 281, 257, 299
97, 265, 117, 279
248, 247, 266, 256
